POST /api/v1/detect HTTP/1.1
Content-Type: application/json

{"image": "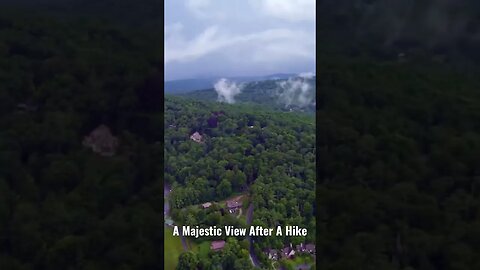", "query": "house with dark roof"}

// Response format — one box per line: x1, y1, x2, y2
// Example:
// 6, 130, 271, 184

281, 246, 295, 259
210, 240, 225, 251
305, 244, 315, 254
295, 243, 305, 253
226, 200, 242, 213
266, 249, 279, 260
